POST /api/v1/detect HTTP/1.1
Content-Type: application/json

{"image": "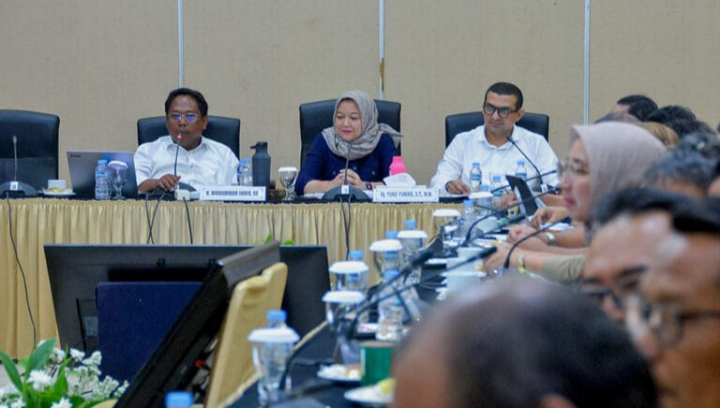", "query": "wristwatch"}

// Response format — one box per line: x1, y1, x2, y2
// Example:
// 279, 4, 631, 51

365, 181, 373, 190
544, 231, 556, 246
